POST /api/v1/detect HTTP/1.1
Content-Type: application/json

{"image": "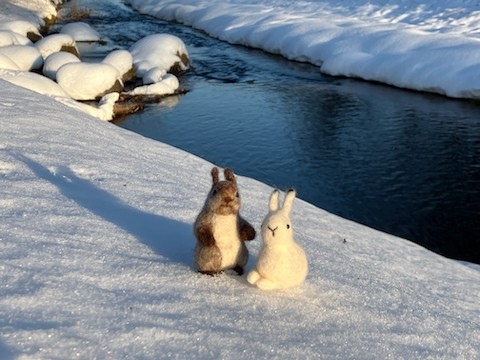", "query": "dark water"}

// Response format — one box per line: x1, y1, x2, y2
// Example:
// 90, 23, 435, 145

58, 0, 480, 263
